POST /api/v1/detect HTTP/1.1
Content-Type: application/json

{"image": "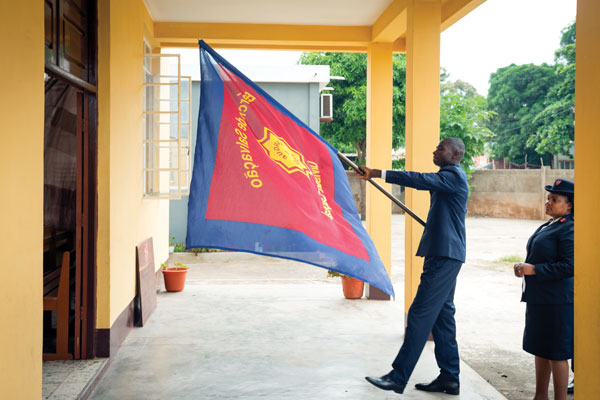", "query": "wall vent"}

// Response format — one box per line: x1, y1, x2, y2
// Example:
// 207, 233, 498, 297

320, 93, 333, 122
